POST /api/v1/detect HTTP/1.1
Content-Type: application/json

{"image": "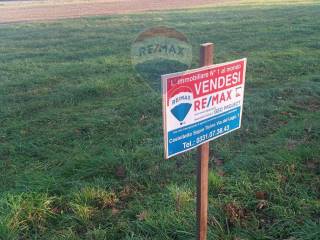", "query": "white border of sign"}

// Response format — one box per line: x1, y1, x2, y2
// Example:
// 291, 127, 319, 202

162, 58, 247, 159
